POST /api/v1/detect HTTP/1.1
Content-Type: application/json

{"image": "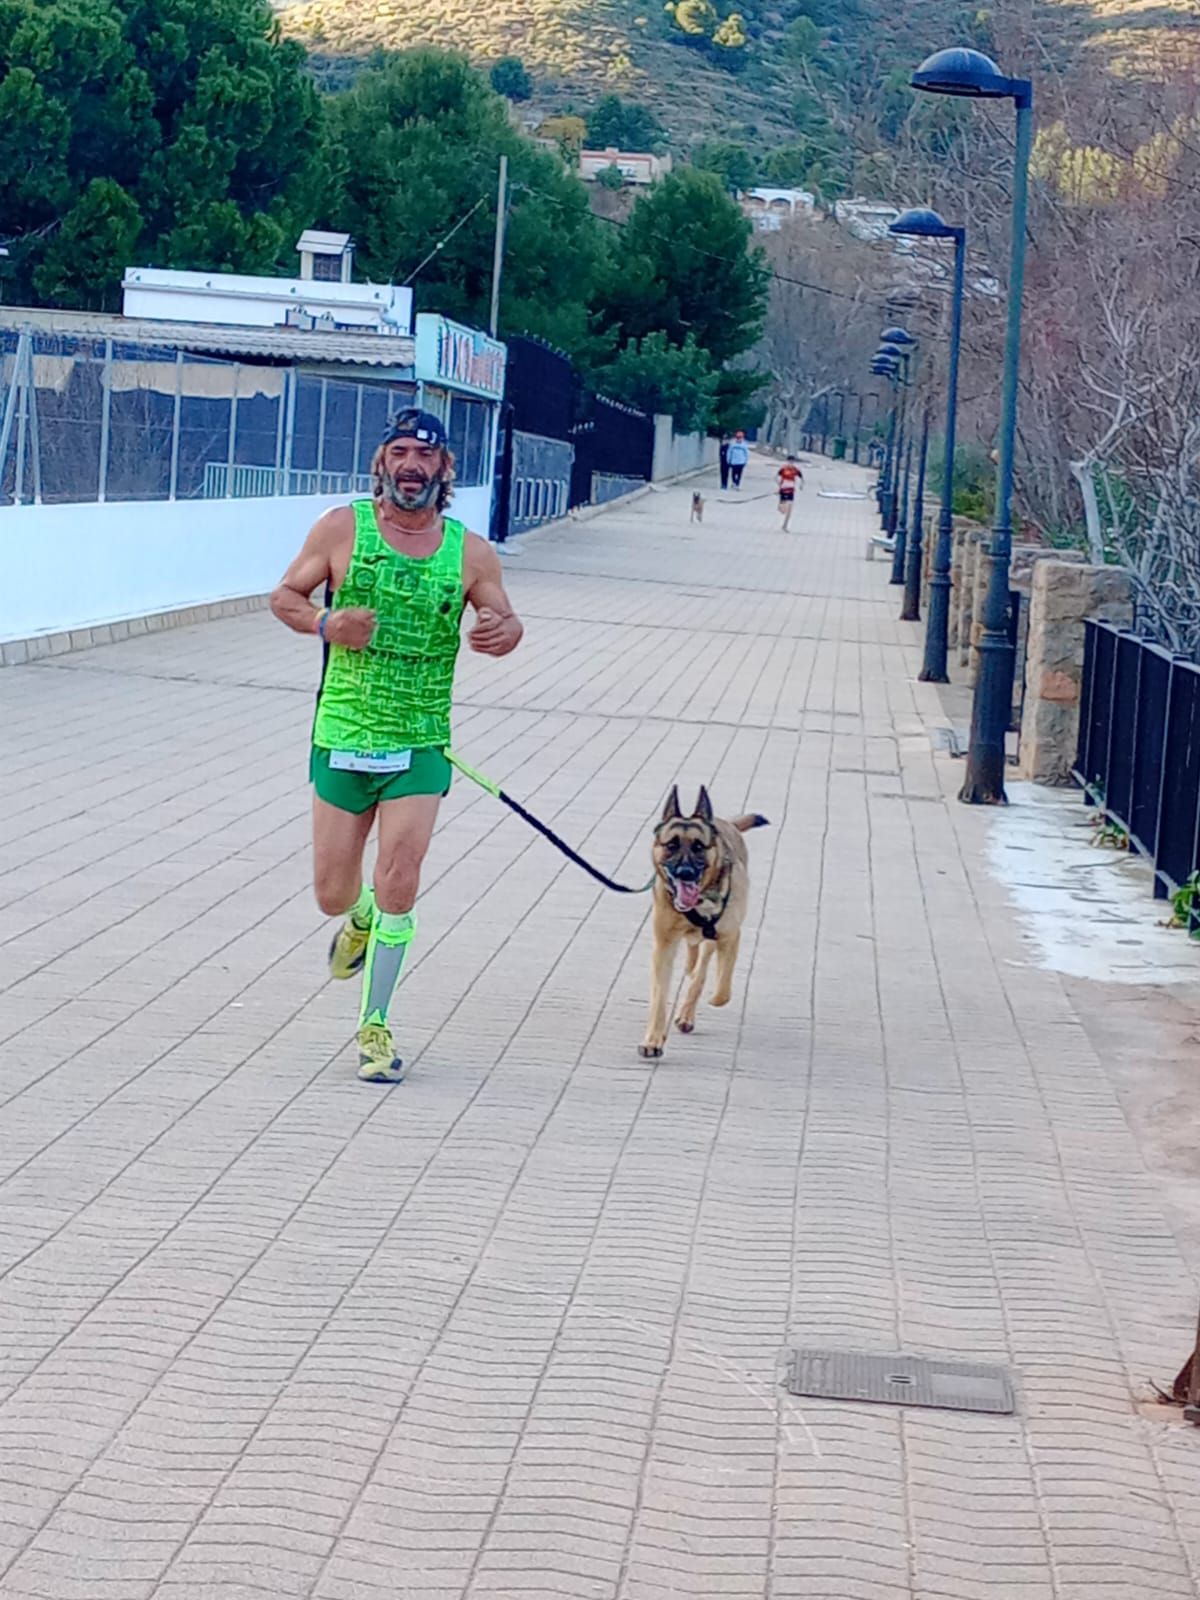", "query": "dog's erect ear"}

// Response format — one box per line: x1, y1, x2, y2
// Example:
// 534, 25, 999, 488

662, 785, 682, 824
693, 786, 714, 824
